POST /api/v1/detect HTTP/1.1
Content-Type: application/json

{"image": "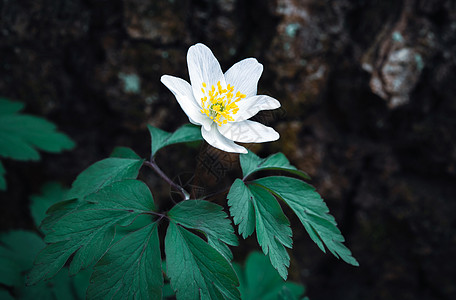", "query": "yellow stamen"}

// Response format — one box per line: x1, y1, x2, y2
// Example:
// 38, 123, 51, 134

199, 81, 246, 126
